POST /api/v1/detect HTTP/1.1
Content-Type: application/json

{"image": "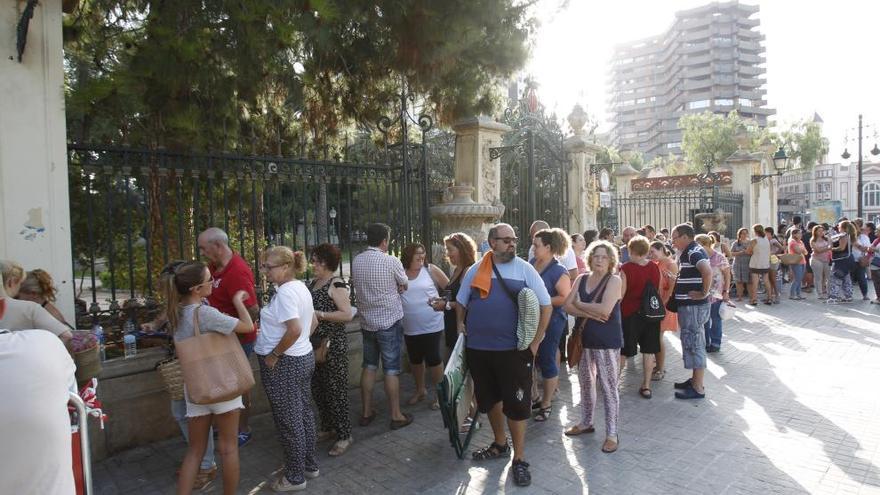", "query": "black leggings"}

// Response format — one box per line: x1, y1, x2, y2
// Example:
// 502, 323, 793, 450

405, 331, 443, 366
